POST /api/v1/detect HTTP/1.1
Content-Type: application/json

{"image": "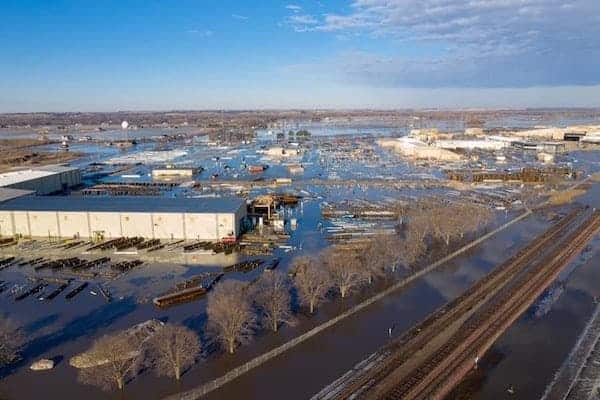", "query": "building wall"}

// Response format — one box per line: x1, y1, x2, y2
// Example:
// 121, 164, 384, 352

151, 169, 196, 178
89, 212, 122, 238
12, 211, 30, 237
0, 209, 244, 240
153, 213, 185, 240
121, 213, 154, 238
59, 212, 90, 238
28, 211, 60, 237
0, 211, 14, 237
217, 213, 235, 238
184, 213, 218, 240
